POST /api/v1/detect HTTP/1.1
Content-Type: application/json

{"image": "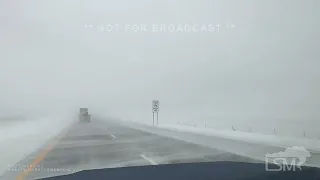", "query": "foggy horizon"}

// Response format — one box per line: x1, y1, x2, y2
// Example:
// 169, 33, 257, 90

1, 0, 319, 127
